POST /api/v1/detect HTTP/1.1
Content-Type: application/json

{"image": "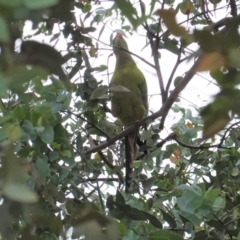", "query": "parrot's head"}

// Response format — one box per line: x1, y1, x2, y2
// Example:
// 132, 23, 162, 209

112, 33, 129, 54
